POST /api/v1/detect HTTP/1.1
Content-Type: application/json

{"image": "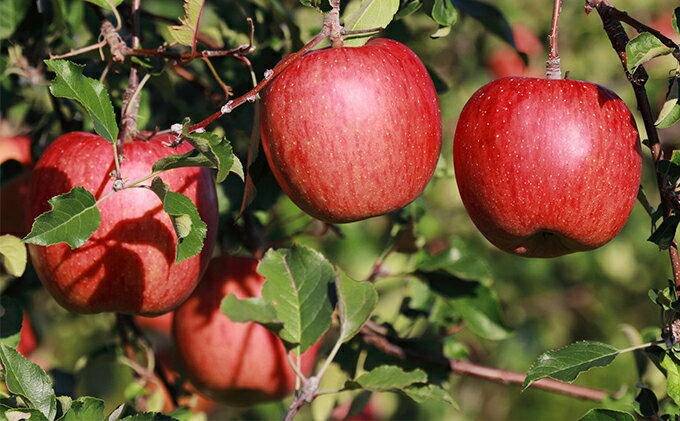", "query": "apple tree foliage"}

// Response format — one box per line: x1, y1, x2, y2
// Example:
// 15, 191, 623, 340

2, 0, 680, 420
